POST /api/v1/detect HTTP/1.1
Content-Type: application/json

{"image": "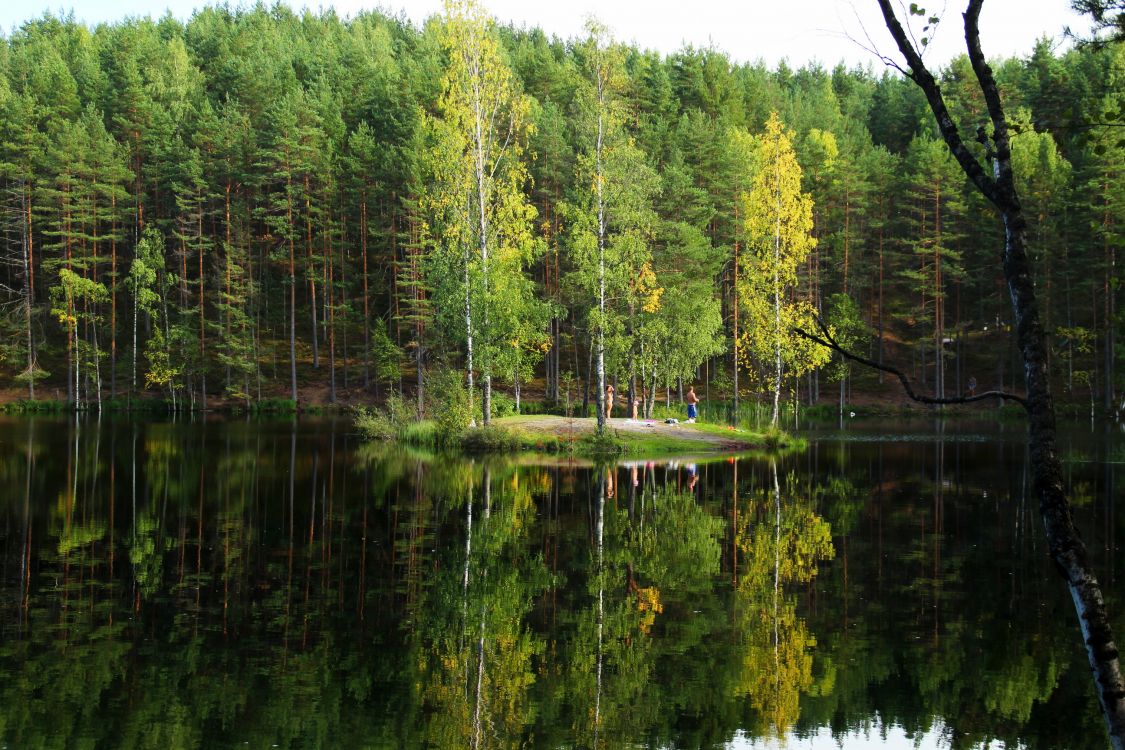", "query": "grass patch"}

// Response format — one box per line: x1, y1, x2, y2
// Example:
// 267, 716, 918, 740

355, 411, 804, 458
249, 398, 297, 414
400, 420, 439, 447
460, 426, 530, 453
102, 397, 174, 412
0, 398, 68, 414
